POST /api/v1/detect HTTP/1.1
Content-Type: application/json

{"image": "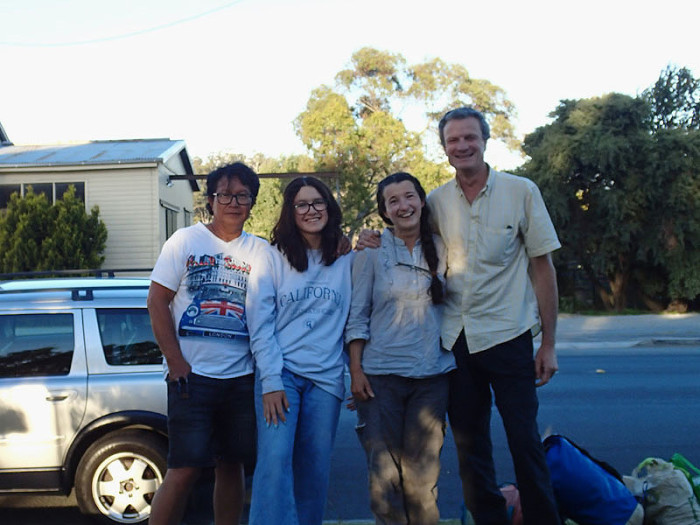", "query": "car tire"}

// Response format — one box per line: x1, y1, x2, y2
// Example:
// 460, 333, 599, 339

75, 430, 167, 524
